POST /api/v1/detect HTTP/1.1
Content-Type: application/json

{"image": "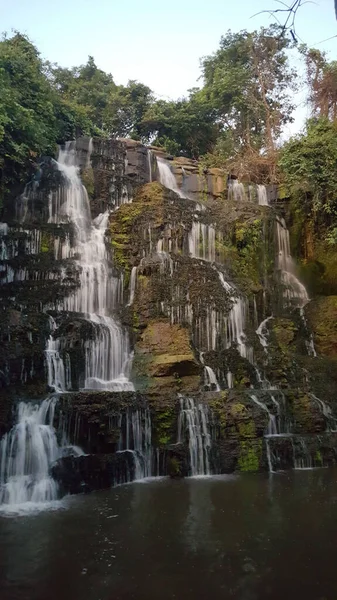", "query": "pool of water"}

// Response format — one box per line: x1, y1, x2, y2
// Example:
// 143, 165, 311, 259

1, 469, 337, 599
